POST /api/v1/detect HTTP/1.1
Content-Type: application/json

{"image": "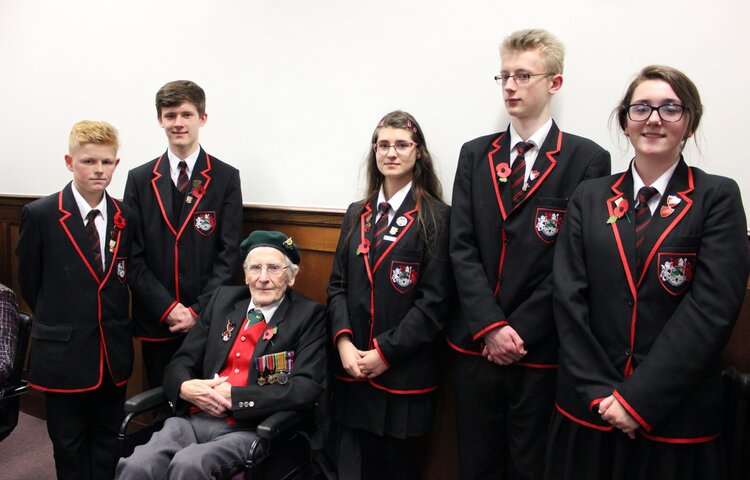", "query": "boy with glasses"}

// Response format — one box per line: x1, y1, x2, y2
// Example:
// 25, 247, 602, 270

125, 80, 243, 389
448, 29, 610, 480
